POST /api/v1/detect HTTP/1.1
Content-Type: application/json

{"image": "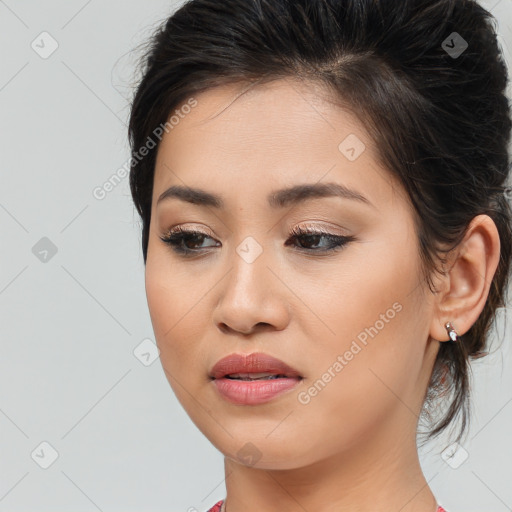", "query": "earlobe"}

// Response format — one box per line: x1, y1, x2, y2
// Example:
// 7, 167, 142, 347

444, 321, 459, 342
429, 214, 501, 342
